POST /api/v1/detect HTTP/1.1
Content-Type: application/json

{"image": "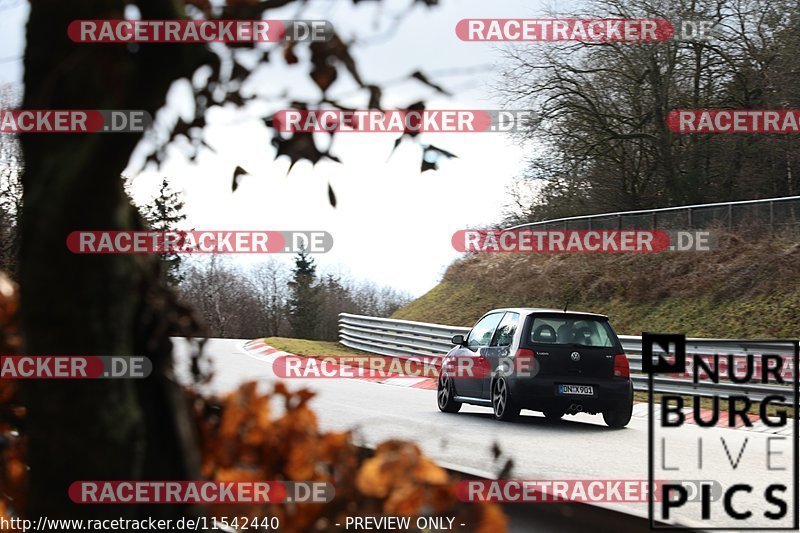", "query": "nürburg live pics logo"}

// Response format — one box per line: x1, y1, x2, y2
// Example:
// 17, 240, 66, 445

645, 333, 798, 529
